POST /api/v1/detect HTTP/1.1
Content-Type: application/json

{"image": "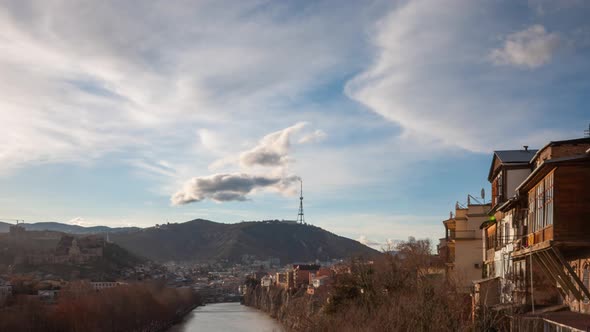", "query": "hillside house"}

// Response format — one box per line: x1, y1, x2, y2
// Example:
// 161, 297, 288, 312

292, 264, 320, 289
277, 271, 295, 289
439, 200, 490, 292
479, 147, 537, 305
510, 137, 590, 312
260, 275, 272, 288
